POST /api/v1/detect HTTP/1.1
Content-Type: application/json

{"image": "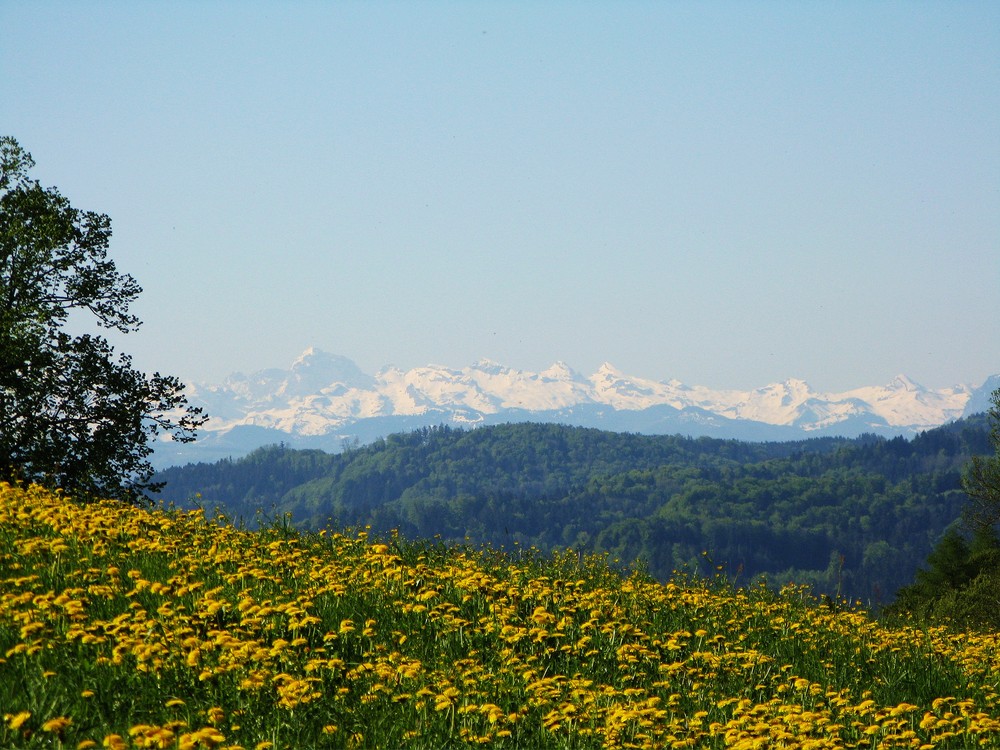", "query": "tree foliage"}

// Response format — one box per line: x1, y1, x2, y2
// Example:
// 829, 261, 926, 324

156, 417, 990, 604
963, 388, 1000, 534
885, 388, 1000, 630
0, 136, 205, 502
